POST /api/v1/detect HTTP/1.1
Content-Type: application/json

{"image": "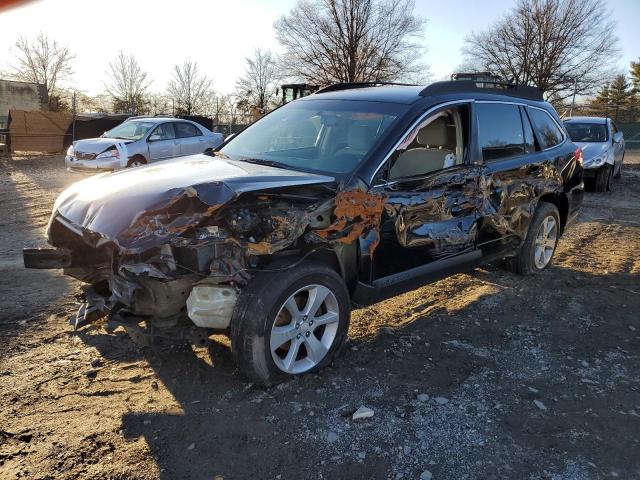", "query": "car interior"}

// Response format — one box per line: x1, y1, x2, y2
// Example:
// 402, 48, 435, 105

389, 107, 467, 180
